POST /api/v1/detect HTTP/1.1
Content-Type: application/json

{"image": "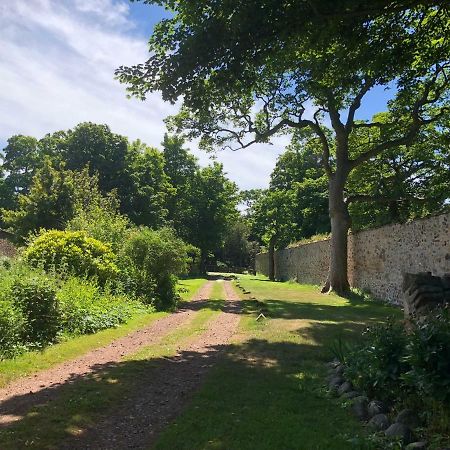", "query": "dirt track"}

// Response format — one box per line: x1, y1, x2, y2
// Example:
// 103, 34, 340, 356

0, 279, 241, 449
